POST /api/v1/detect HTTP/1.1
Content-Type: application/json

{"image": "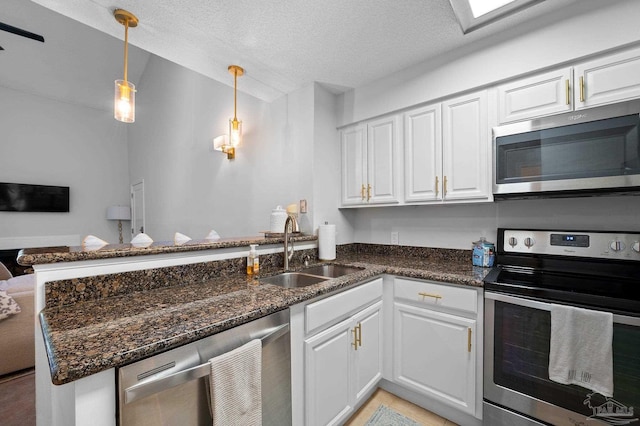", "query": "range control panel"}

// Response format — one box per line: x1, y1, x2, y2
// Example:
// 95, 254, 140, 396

502, 229, 640, 260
